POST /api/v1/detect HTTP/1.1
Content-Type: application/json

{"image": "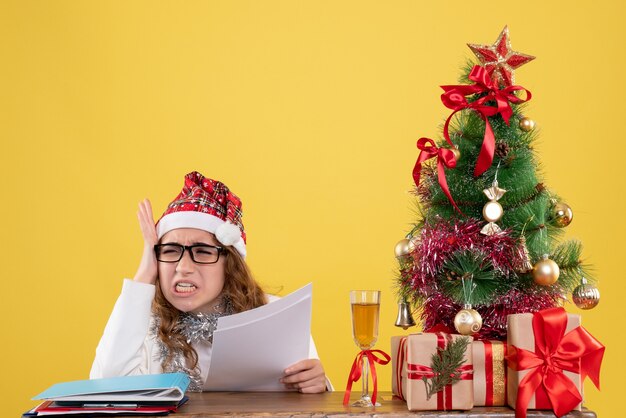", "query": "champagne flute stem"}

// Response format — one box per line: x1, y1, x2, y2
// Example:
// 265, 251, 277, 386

361, 352, 369, 399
